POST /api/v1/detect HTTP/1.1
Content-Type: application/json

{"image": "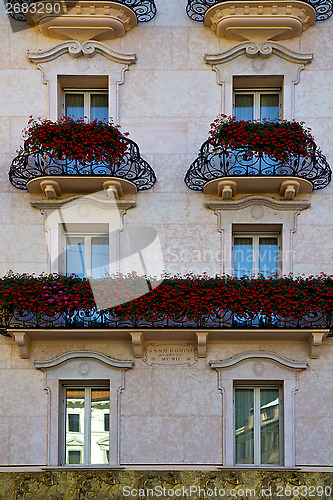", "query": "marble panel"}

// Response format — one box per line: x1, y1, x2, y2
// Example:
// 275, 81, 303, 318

121, 368, 154, 416
9, 26, 38, 69
0, 71, 45, 117
187, 26, 221, 70
120, 70, 155, 119
155, 0, 192, 27
295, 72, 333, 120
121, 118, 188, 154
151, 154, 195, 194
184, 416, 223, 464
121, 416, 185, 463
0, 344, 12, 368
0, 118, 11, 154
0, 369, 46, 416
0, 418, 10, 465
300, 26, 333, 71
171, 27, 189, 70
0, 26, 10, 68
150, 365, 220, 416
296, 417, 333, 466
121, 27, 172, 70
9, 416, 47, 465
0, 224, 47, 265
153, 70, 219, 118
